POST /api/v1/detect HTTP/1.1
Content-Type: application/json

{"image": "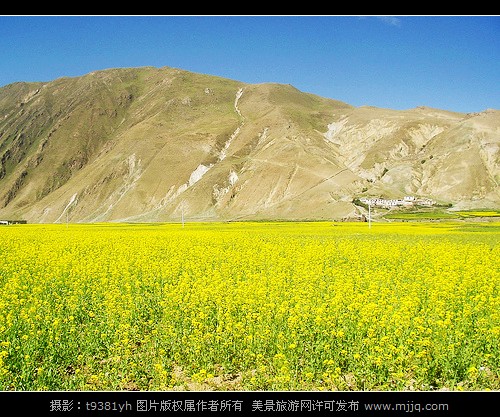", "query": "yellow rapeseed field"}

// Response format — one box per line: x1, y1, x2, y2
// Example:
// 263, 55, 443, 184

0, 221, 498, 391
